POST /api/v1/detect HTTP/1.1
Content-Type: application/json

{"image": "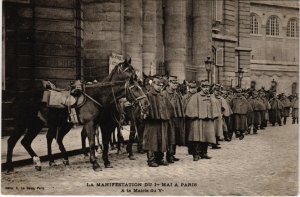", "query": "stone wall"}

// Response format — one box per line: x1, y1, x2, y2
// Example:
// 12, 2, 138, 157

83, 0, 122, 81
250, 2, 299, 94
